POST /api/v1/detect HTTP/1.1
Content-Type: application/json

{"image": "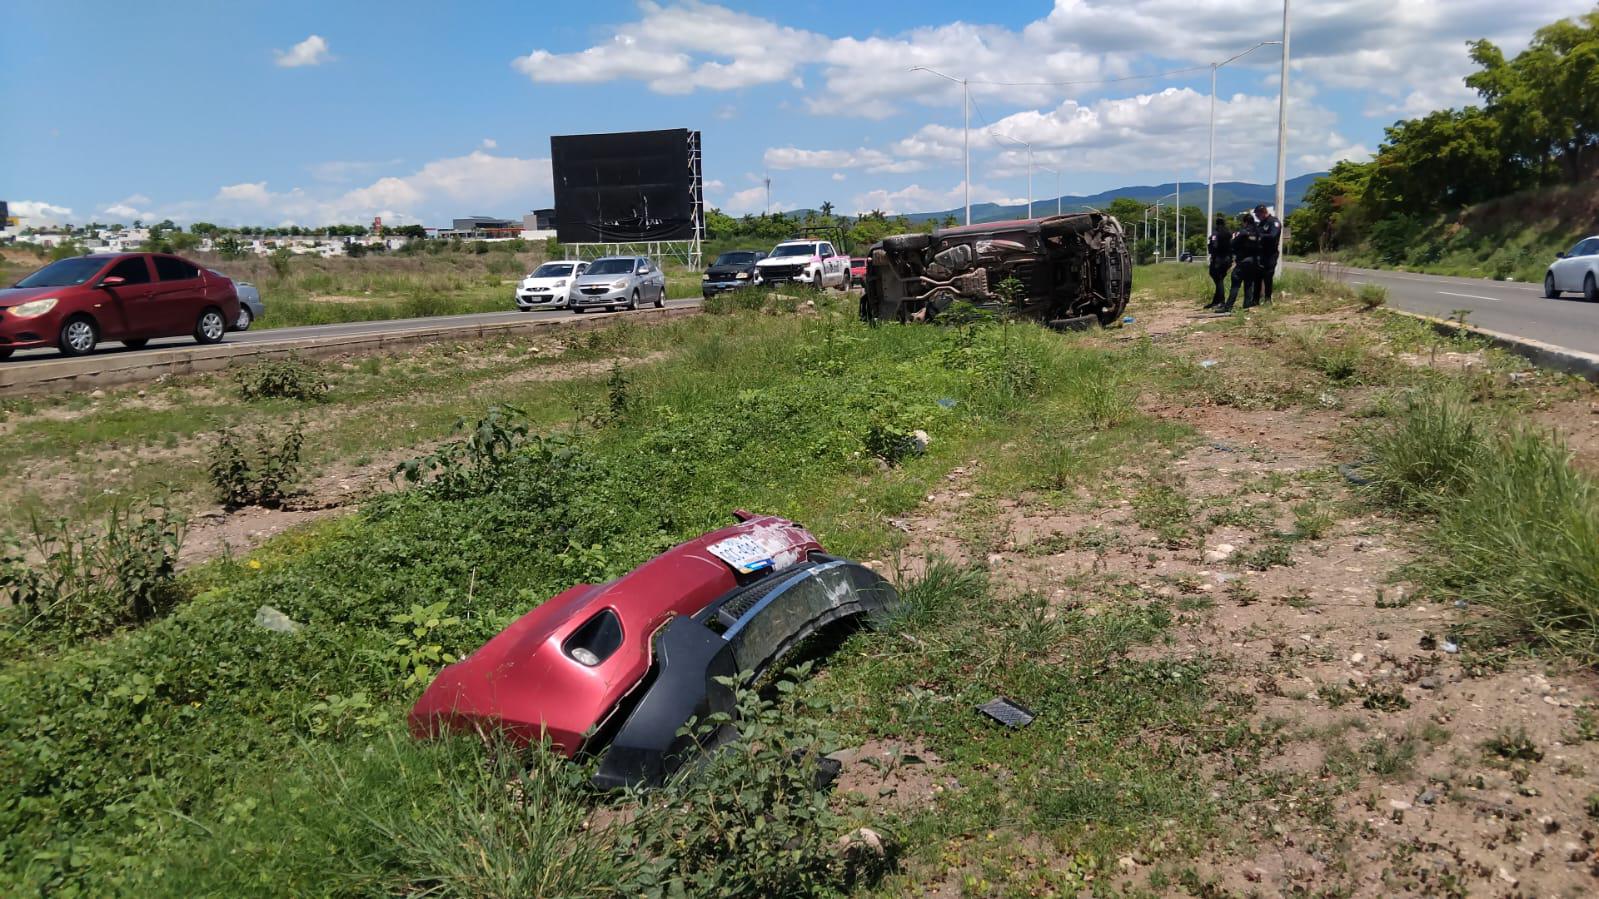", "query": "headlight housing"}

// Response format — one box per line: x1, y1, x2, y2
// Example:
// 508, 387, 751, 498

9, 298, 58, 318
552, 280, 566, 288
612, 279, 629, 289
702, 273, 710, 281
735, 272, 749, 279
